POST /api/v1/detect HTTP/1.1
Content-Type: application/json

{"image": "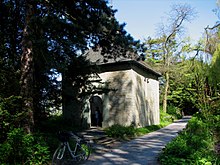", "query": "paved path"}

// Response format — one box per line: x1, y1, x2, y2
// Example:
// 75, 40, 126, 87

83, 116, 191, 165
